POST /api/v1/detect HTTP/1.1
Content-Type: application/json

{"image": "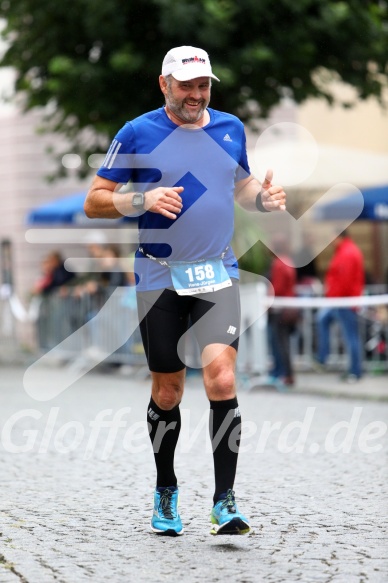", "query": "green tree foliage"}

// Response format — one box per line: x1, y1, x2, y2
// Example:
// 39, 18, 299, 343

1, 0, 387, 177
